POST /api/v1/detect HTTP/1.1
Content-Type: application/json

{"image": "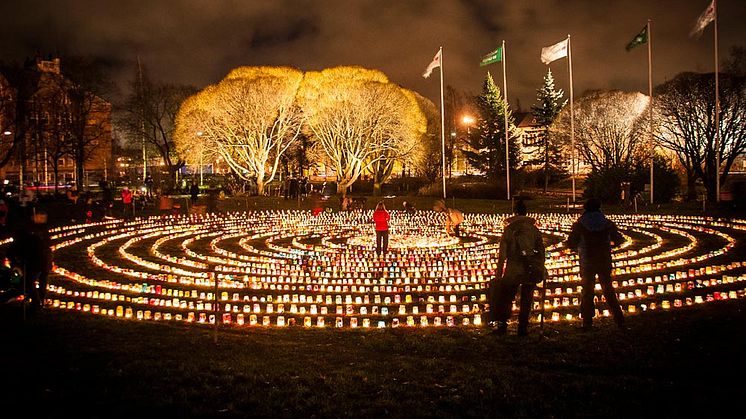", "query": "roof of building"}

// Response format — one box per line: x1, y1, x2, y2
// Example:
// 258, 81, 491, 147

513, 112, 543, 129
